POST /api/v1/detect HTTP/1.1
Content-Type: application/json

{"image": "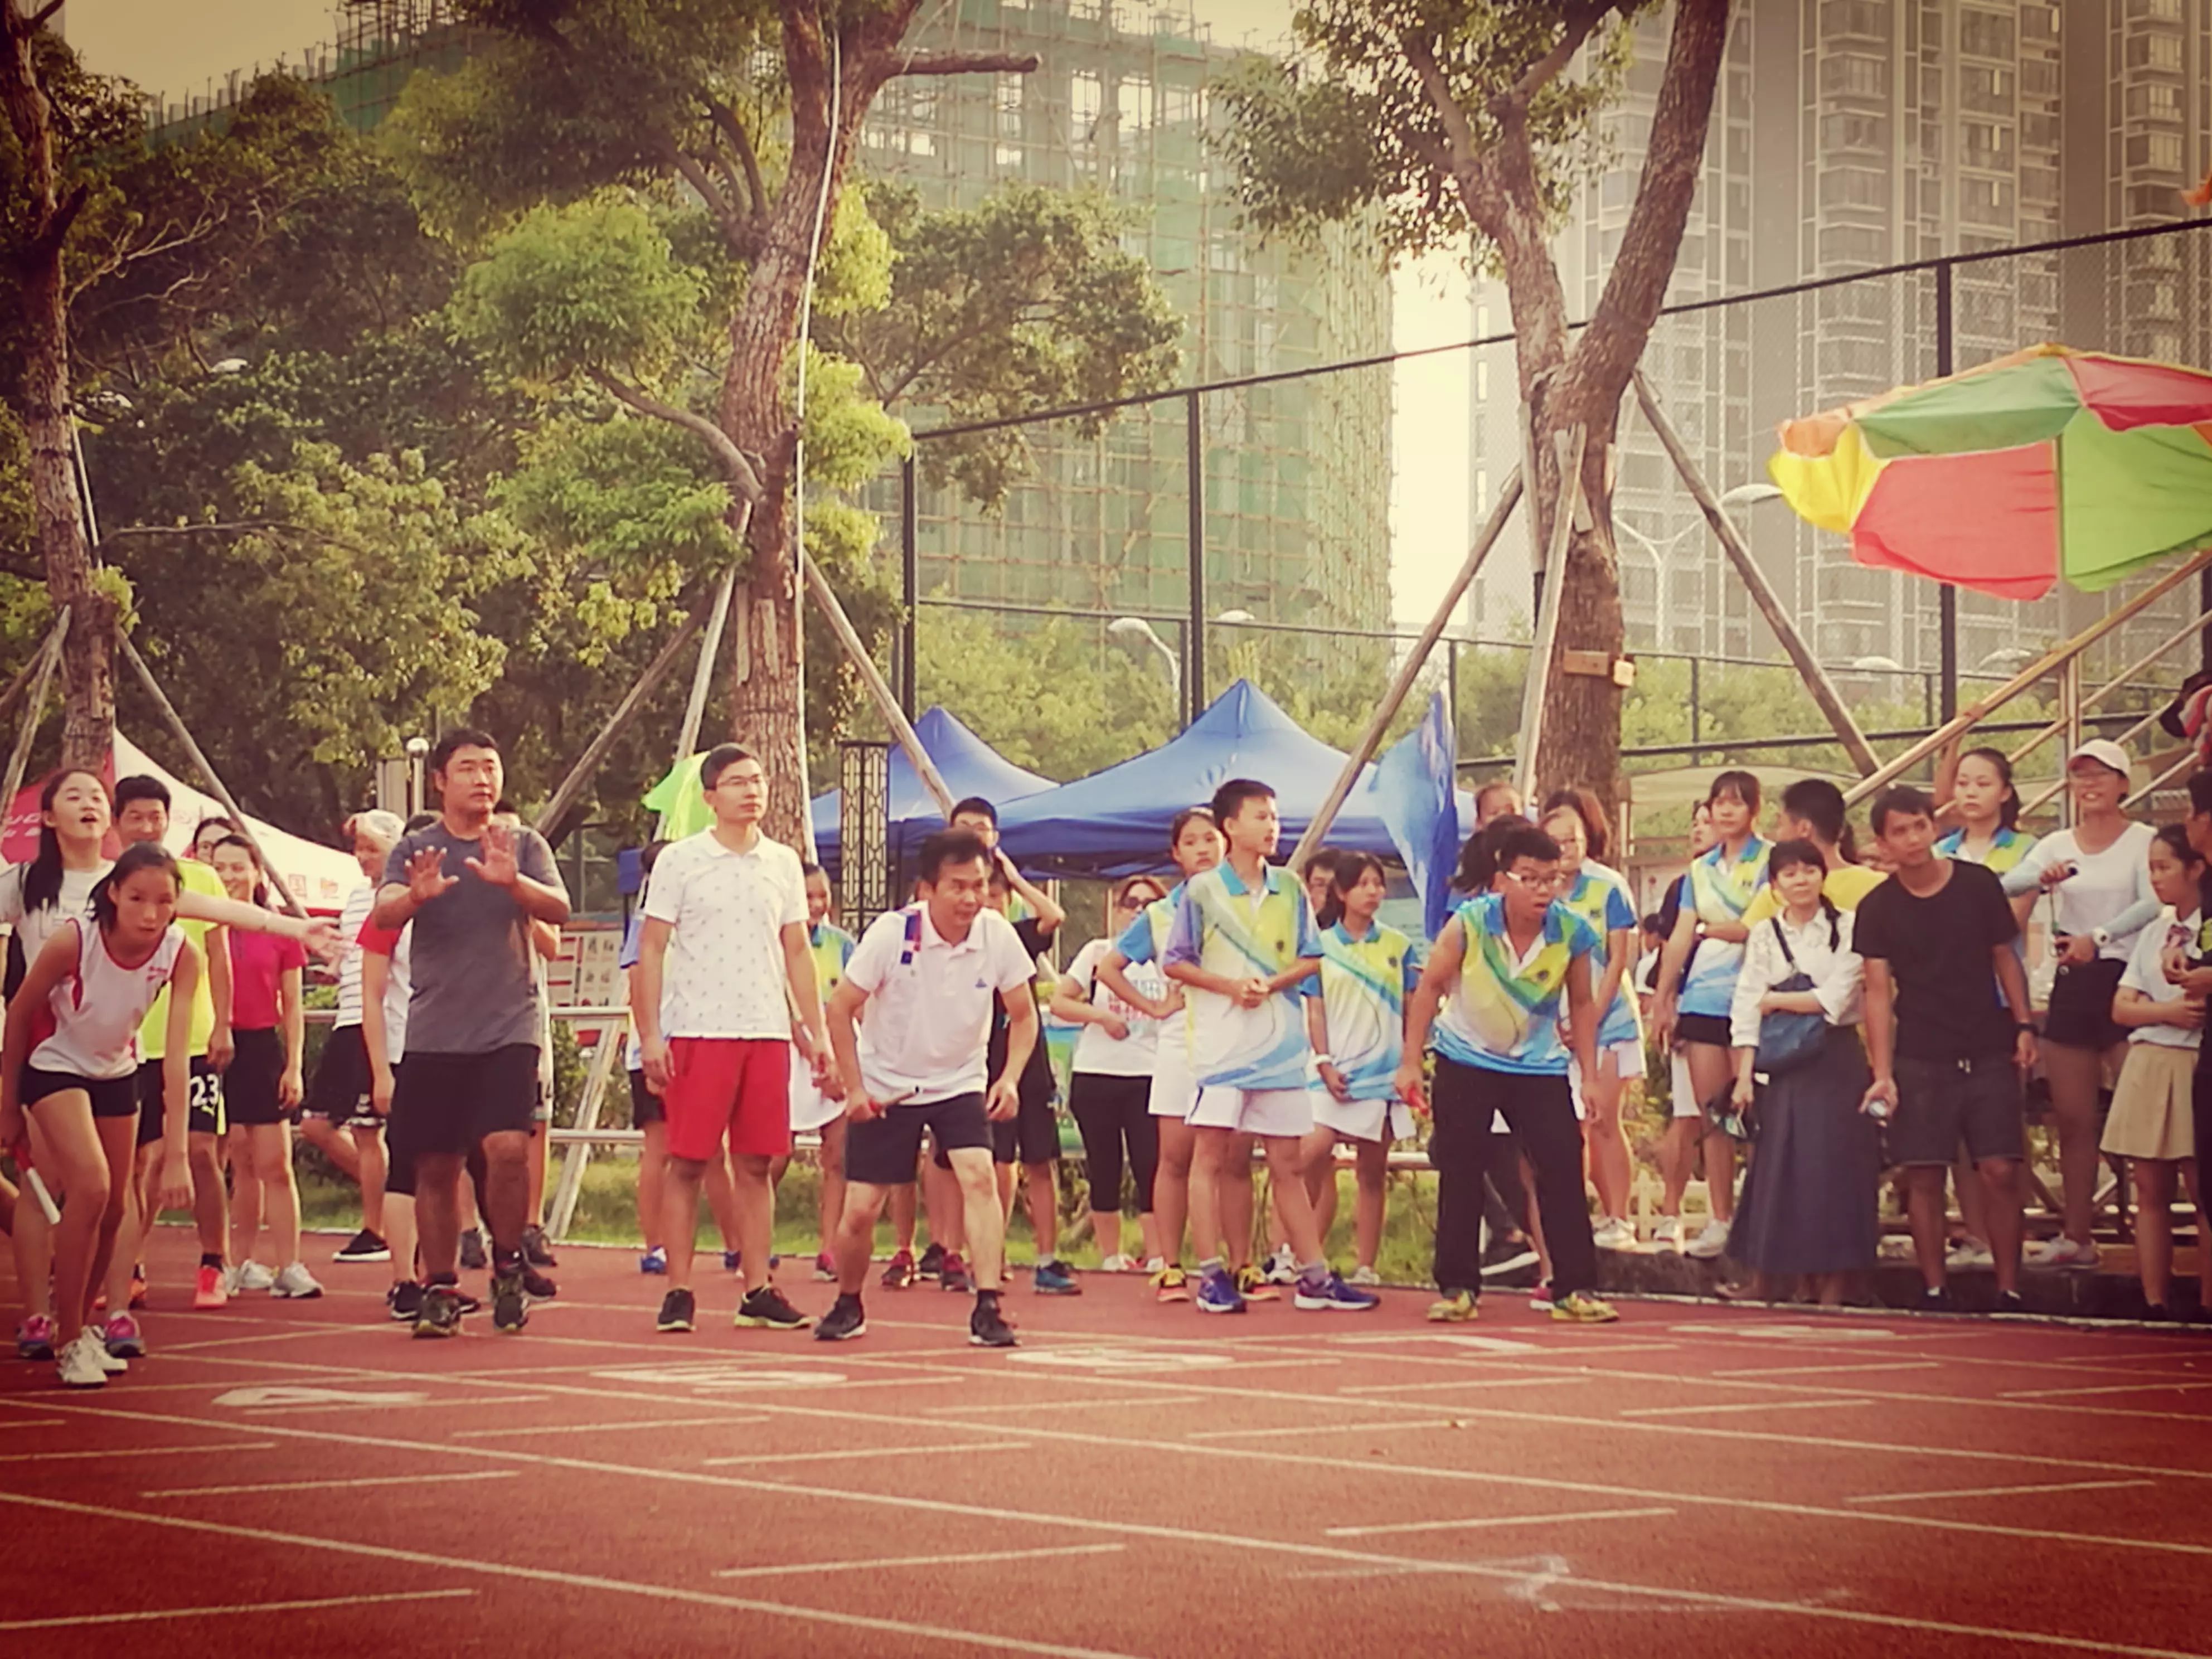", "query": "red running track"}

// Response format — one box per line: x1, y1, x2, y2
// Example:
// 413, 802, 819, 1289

4, 1230, 2211, 1658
